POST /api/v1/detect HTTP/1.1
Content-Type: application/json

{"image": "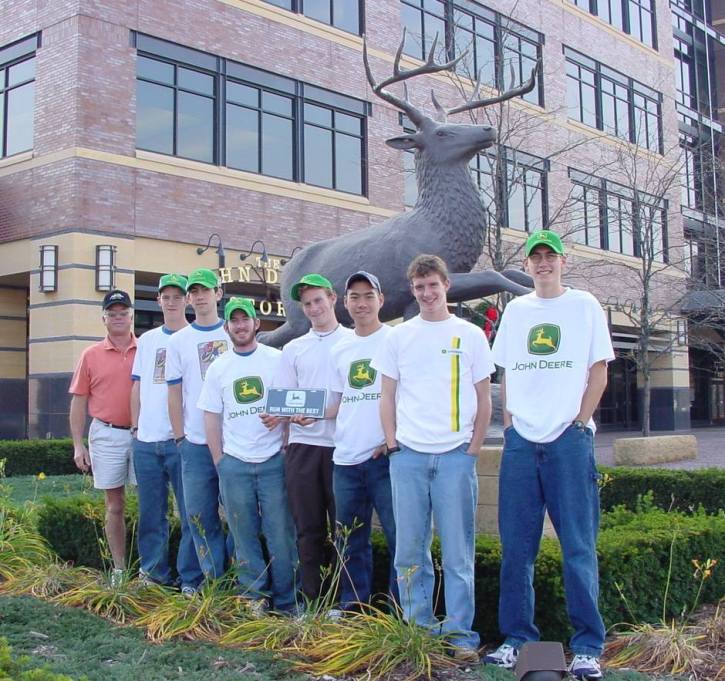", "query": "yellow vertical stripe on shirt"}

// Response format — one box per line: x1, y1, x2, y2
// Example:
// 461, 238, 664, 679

450, 336, 461, 432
